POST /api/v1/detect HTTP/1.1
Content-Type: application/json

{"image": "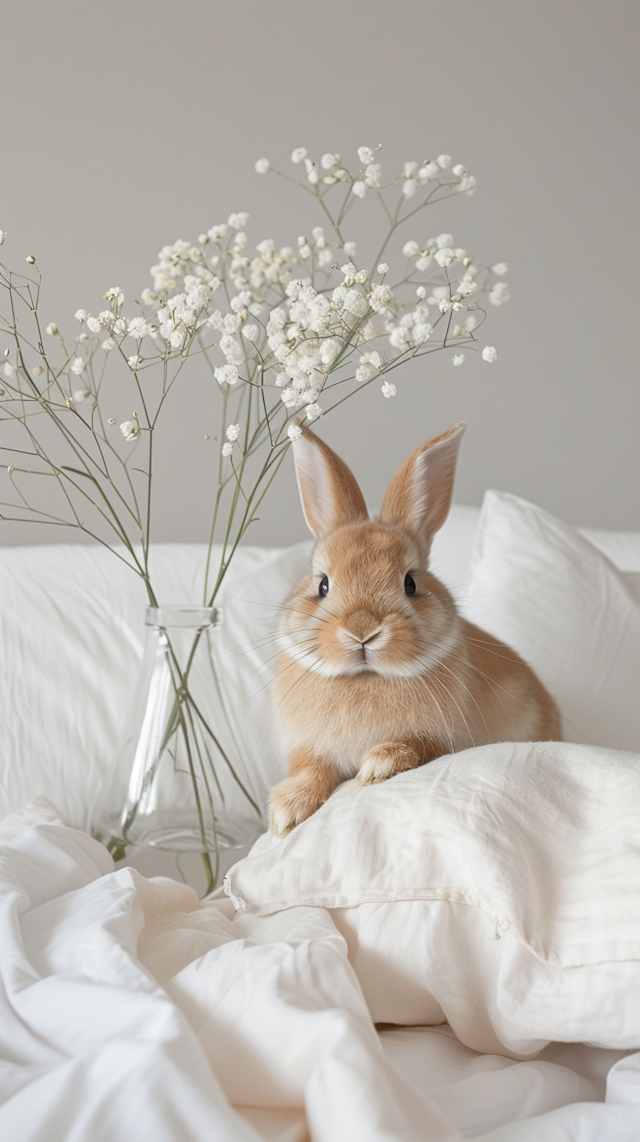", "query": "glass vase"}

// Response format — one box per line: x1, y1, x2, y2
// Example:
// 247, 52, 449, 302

91, 606, 266, 892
